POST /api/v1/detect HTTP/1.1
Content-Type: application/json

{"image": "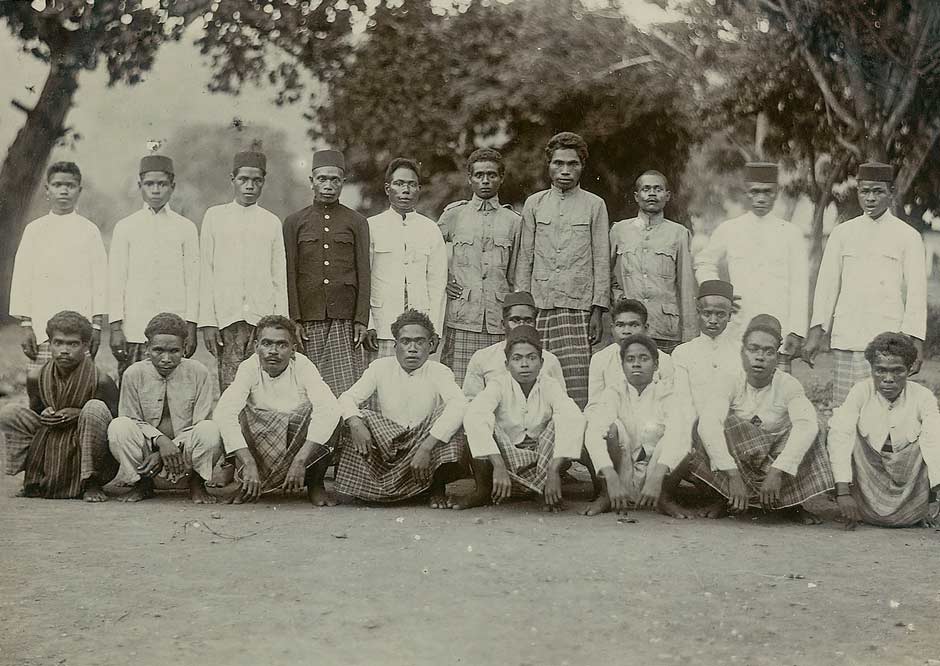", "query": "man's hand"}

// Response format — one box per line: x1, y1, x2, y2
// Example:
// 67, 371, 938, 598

136, 450, 163, 478
39, 406, 81, 428
90, 329, 101, 358
156, 435, 184, 478
759, 466, 785, 509
637, 464, 667, 509
109, 325, 127, 363
21, 327, 38, 360
910, 338, 924, 376
490, 456, 512, 504
410, 436, 437, 485
603, 468, 630, 514
445, 277, 464, 300
544, 460, 563, 508
283, 455, 308, 494
184, 322, 198, 358
836, 494, 860, 530
724, 469, 750, 512
363, 329, 379, 353
294, 321, 309, 347
588, 306, 604, 345
783, 333, 804, 359
347, 417, 373, 458
353, 323, 367, 348
236, 455, 262, 503
801, 325, 826, 368
202, 326, 223, 358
